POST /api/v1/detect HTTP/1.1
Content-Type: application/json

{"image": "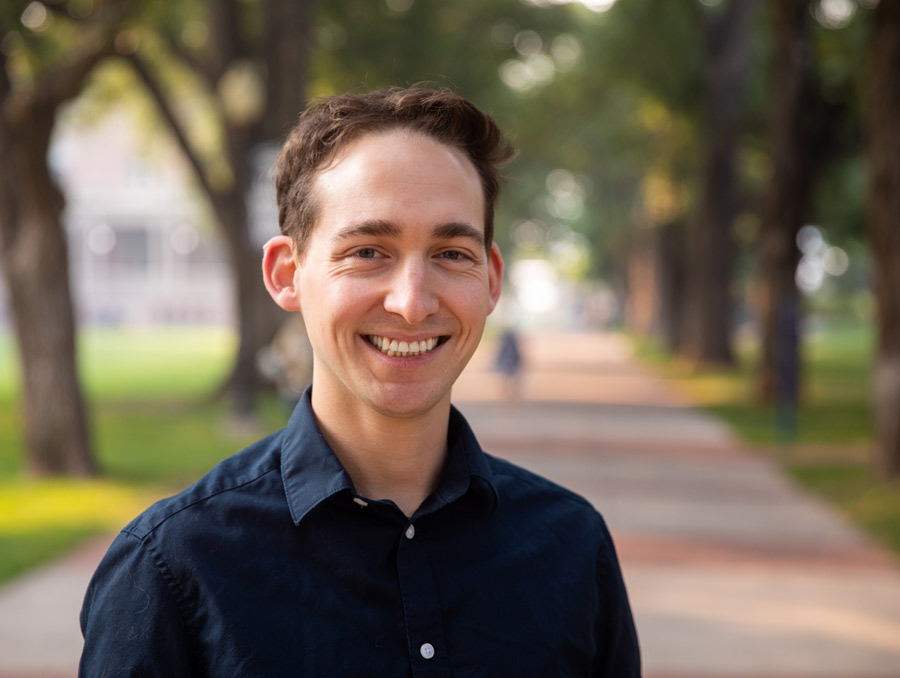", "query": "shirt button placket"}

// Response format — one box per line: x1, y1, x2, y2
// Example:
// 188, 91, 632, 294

396, 520, 451, 676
